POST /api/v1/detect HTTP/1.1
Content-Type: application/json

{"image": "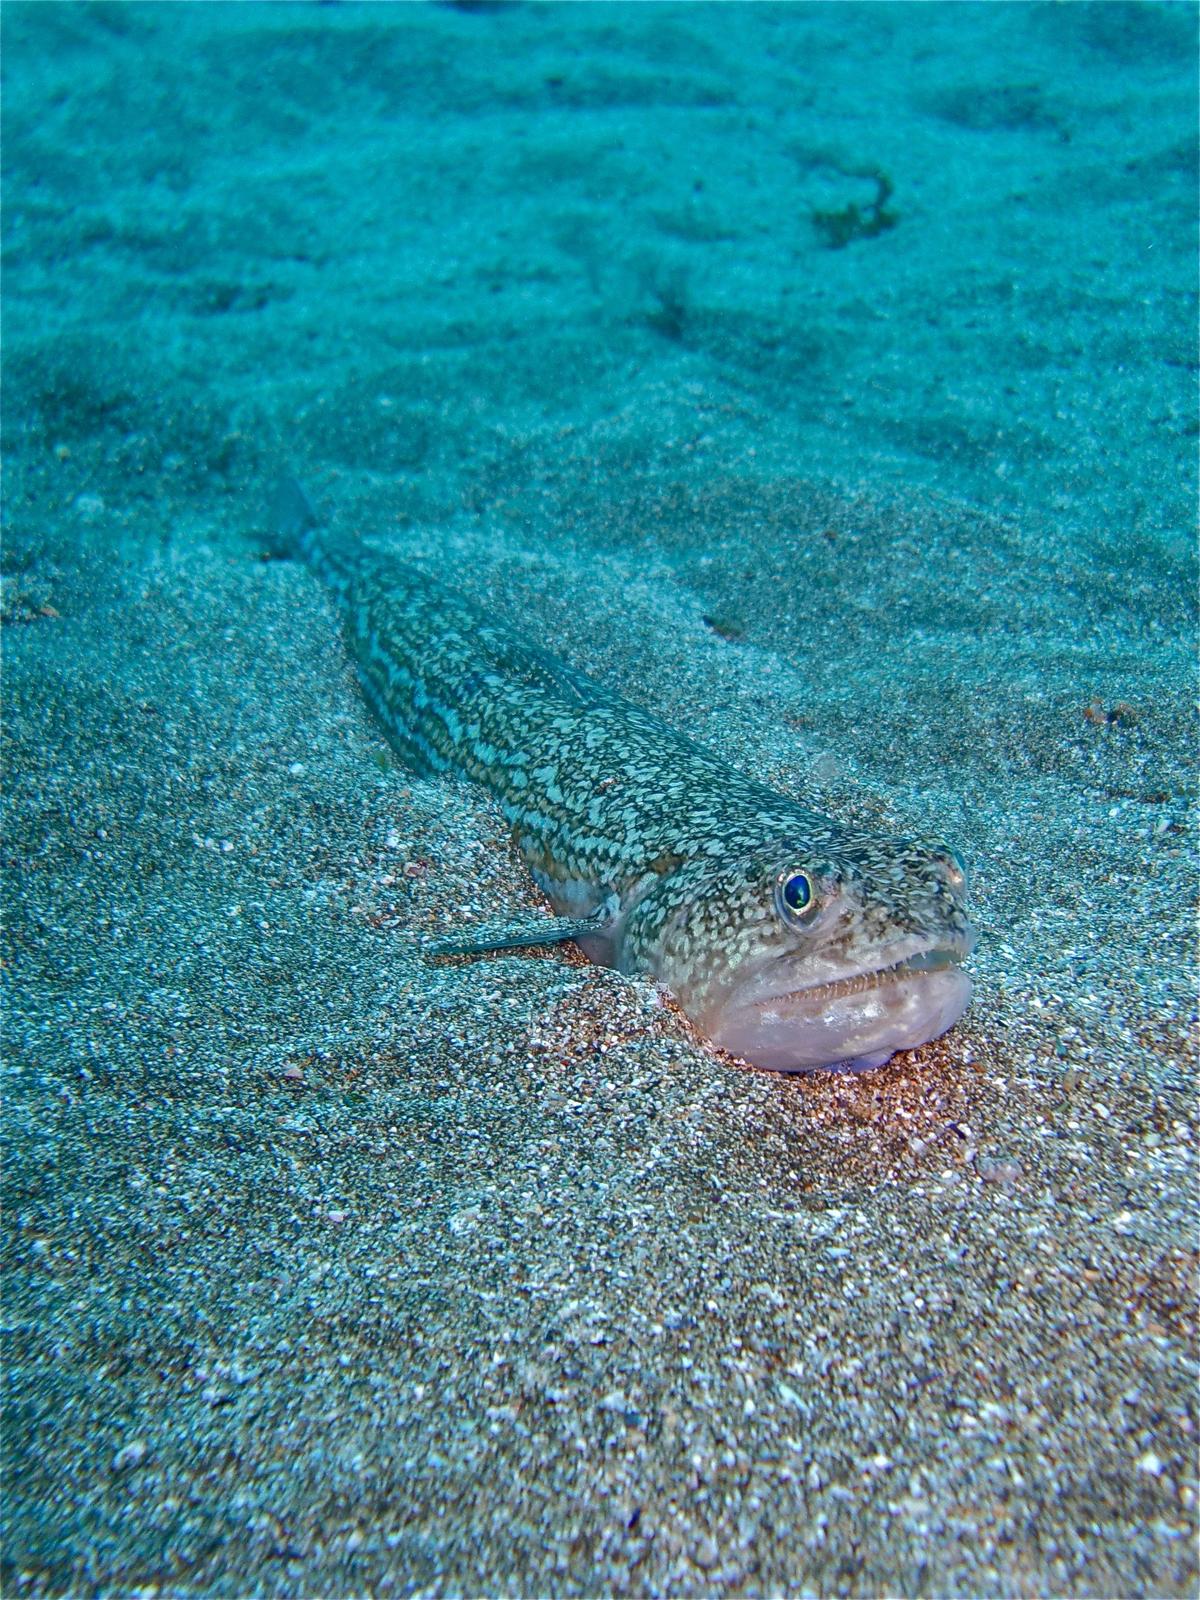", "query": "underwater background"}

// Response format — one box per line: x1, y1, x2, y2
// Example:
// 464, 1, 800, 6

3, 2, 1197, 1594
